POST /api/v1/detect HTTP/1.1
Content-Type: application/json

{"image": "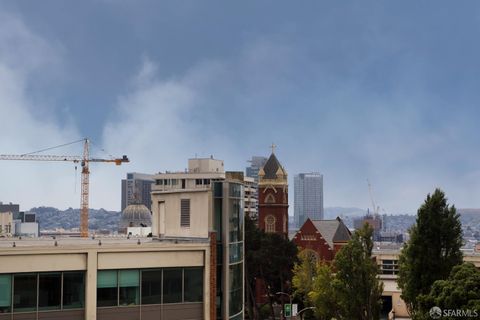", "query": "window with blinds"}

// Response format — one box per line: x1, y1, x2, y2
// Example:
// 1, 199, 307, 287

180, 199, 191, 228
